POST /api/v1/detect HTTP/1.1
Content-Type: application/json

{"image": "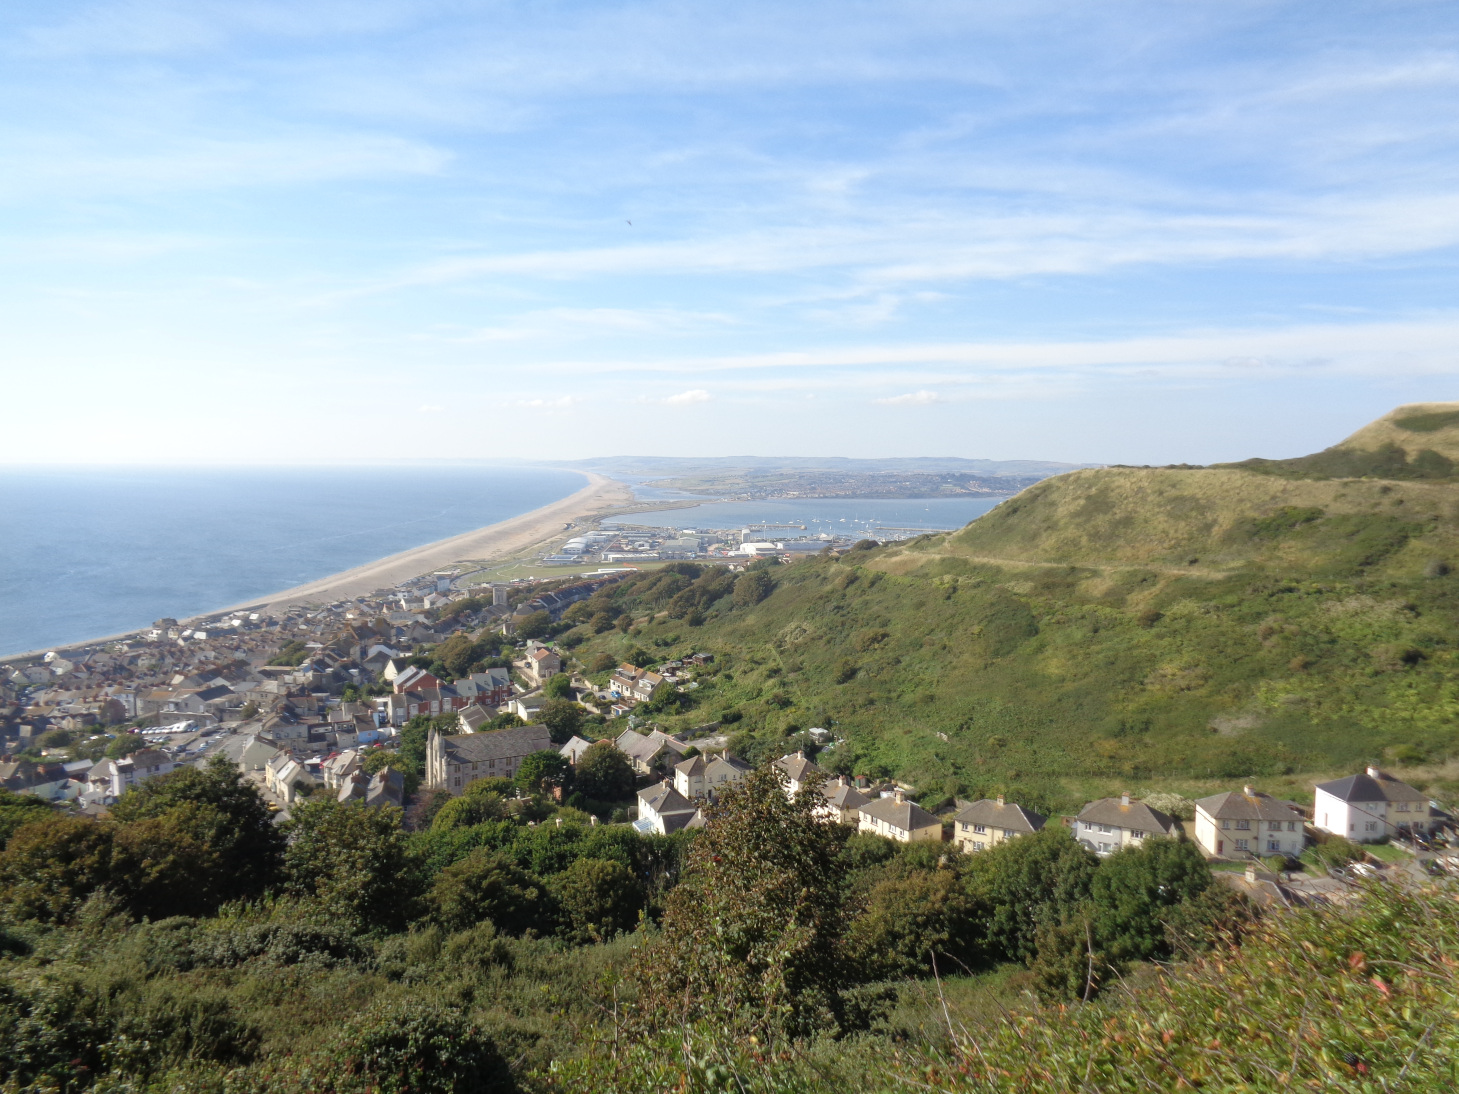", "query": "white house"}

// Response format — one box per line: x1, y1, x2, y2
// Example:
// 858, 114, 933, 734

1073, 794, 1180, 855
673, 753, 752, 800
1193, 786, 1305, 858
771, 751, 822, 796
88, 749, 182, 801
1314, 766, 1435, 843
635, 780, 701, 835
